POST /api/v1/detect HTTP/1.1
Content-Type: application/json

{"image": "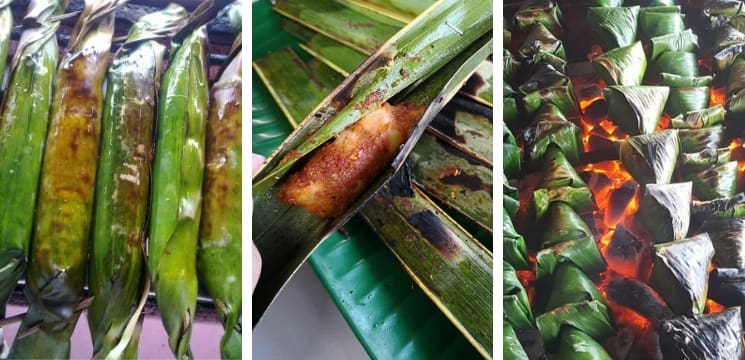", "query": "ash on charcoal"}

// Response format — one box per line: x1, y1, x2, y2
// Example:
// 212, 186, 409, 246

606, 277, 674, 321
